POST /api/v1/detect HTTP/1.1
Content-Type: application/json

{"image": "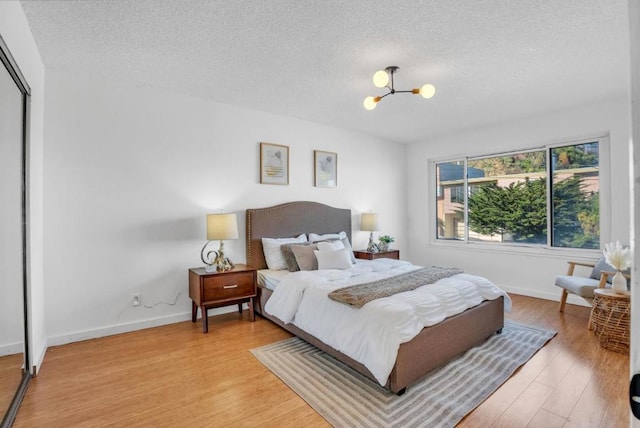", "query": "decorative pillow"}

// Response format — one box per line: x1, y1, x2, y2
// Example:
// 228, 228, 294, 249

308, 231, 347, 243
340, 237, 357, 264
316, 240, 345, 251
262, 234, 307, 270
280, 246, 296, 271
291, 244, 319, 271
280, 243, 306, 272
314, 248, 353, 270
316, 237, 357, 263
590, 255, 631, 283
590, 256, 610, 281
